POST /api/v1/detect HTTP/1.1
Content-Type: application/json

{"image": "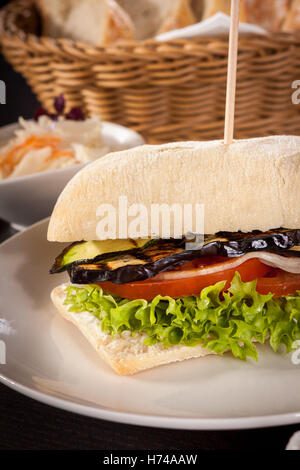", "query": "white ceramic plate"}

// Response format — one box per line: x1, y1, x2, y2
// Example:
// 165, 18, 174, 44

0, 122, 145, 228
0, 219, 300, 430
